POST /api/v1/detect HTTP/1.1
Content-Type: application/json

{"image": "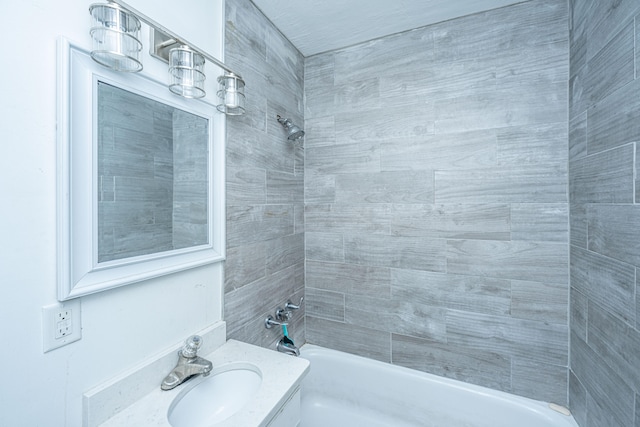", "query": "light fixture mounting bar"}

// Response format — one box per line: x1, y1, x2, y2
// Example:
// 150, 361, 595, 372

112, 0, 242, 79
149, 29, 180, 64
